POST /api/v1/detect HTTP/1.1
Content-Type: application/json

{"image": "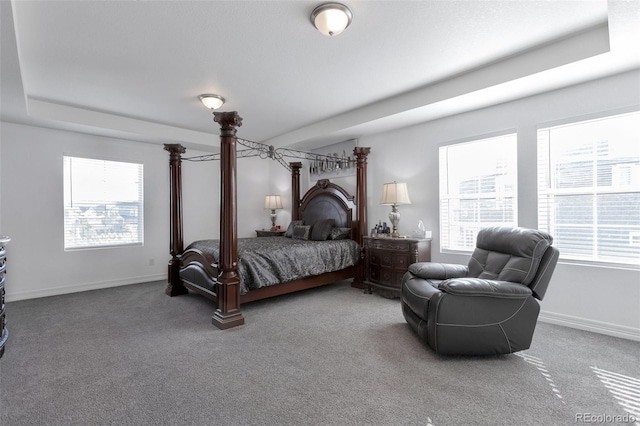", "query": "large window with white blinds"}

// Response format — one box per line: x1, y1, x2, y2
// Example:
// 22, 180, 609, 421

439, 133, 518, 252
537, 110, 640, 267
63, 156, 144, 250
